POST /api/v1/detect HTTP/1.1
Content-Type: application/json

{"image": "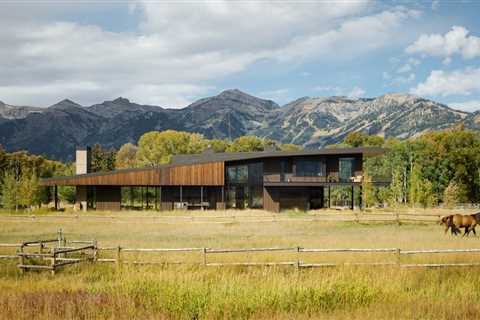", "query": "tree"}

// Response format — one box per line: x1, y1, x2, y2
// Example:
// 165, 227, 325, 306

136, 130, 208, 167
19, 172, 44, 209
115, 143, 138, 169
91, 144, 116, 172
208, 139, 231, 153
226, 136, 266, 152
443, 180, 466, 208
1, 172, 20, 210
279, 143, 301, 151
